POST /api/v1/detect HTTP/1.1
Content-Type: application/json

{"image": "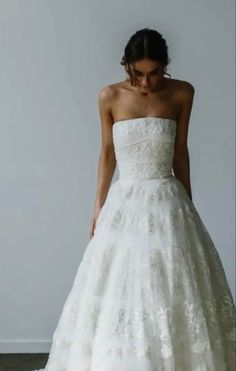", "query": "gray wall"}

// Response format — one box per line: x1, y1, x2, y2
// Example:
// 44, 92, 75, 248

0, 0, 235, 353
